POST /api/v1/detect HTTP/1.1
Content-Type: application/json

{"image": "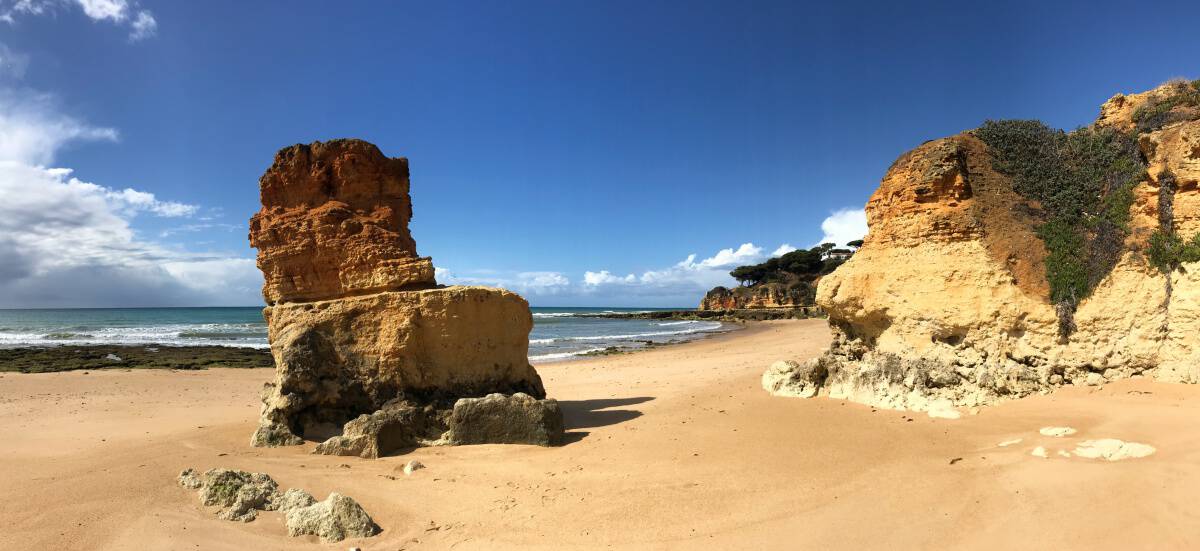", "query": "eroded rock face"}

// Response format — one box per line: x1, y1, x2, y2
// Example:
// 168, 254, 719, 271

699, 283, 809, 310
249, 139, 561, 451
250, 139, 433, 304
768, 83, 1200, 412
